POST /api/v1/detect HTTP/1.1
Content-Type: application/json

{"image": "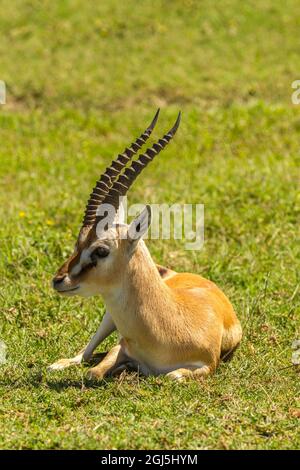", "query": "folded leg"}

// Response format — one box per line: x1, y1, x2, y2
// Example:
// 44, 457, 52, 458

87, 343, 131, 380
166, 365, 212, 382
47, 311, 116, 371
